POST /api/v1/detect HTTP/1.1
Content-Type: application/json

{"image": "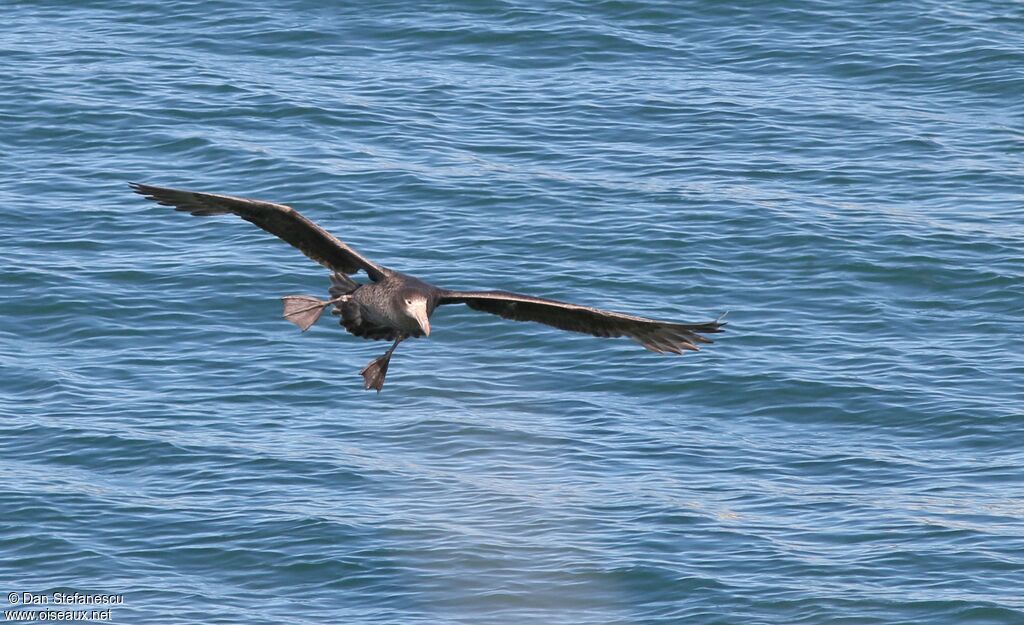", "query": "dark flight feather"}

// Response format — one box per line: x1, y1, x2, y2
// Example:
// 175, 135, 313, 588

129, 183, 388, 281
438, 290, 723, 354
